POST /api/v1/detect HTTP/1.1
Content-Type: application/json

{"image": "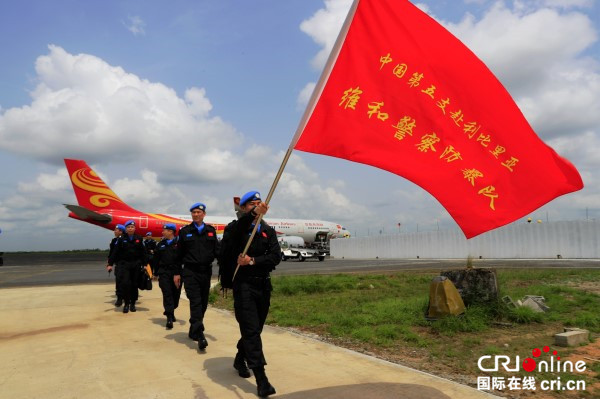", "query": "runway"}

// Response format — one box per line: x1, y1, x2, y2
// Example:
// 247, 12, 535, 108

0, 252, 598, 288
